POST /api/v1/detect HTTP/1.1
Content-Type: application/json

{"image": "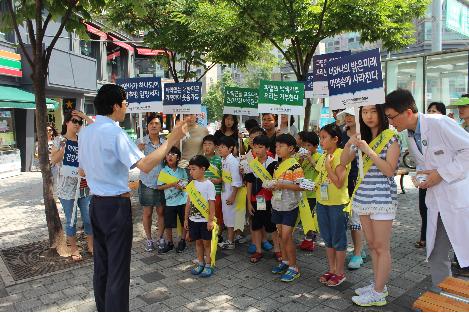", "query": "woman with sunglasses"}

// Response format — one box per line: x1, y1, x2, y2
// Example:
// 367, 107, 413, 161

51, 111, 93, 261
